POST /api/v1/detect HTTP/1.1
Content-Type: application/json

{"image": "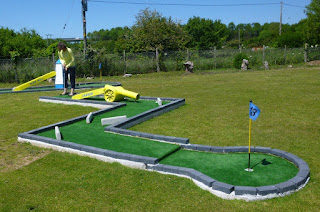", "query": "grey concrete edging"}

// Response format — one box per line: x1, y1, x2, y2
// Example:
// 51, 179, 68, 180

104, 97, 189, 144
152, 143, 310, 199
18, 96, 186, 166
